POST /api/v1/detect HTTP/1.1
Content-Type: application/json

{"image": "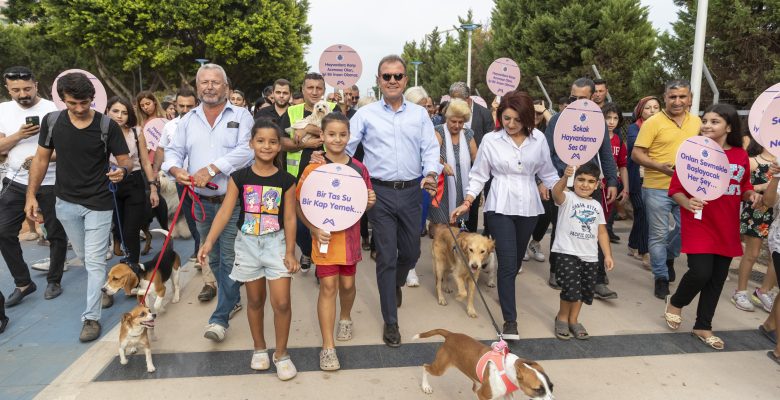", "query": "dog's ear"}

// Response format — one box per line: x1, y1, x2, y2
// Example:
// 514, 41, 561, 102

121, 312, 133, 324
456, 232, 469, 252
488, 239, 496, 254
124, 272, 139, 295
